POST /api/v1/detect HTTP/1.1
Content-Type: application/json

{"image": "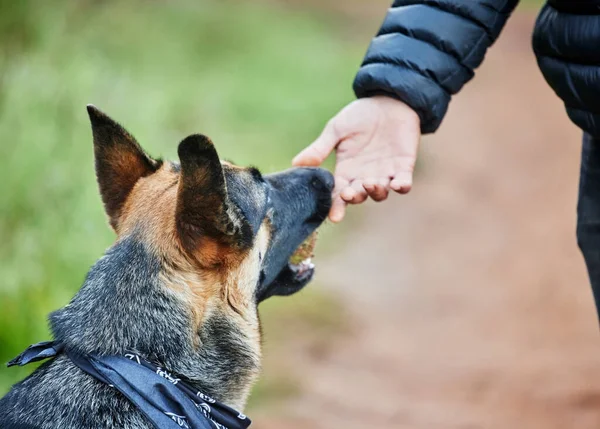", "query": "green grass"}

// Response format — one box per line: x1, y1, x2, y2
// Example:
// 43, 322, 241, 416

522, 0, 545, 5
0, 0, 358, 398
